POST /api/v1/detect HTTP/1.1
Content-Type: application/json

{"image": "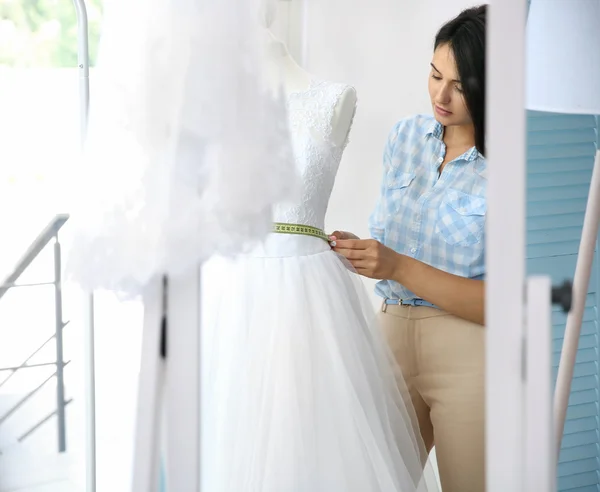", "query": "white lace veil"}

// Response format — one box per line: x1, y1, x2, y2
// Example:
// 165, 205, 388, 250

65, 0, 299, 296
